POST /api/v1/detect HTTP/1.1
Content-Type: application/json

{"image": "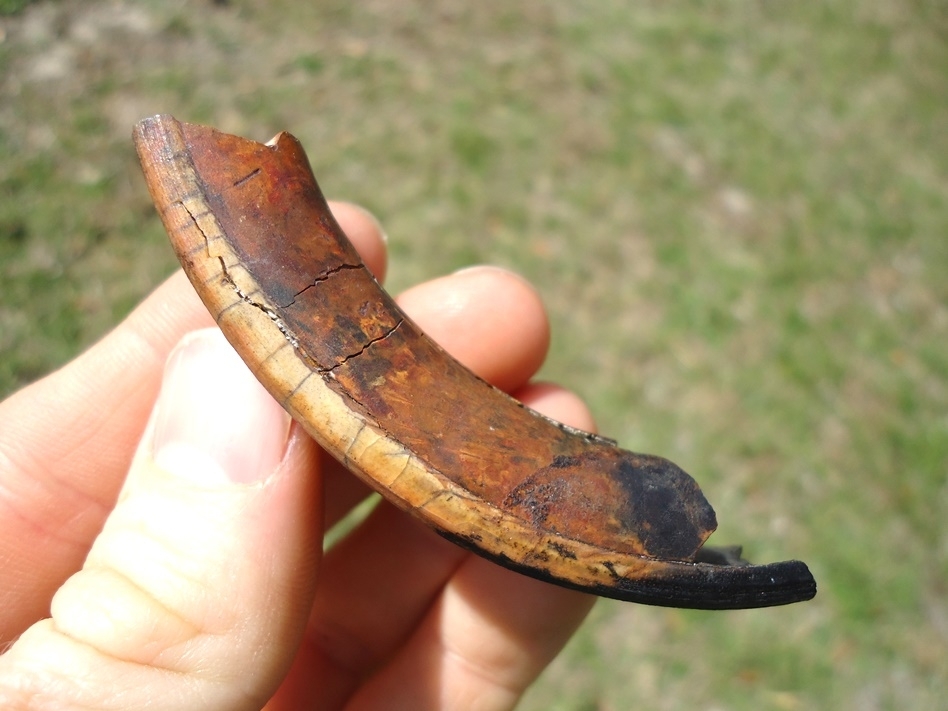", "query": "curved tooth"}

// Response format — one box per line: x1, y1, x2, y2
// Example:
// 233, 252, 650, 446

134, 115, 816, 610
